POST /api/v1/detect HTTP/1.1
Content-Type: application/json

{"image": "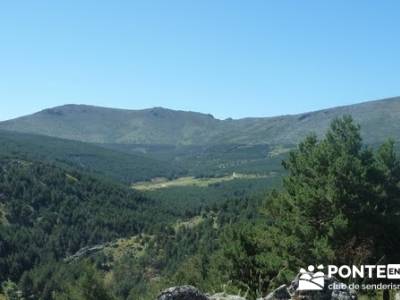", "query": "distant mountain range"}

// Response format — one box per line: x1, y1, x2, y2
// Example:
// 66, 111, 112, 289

1, 97, 400, 145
